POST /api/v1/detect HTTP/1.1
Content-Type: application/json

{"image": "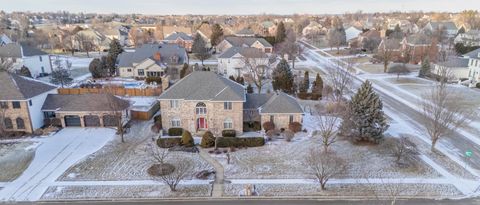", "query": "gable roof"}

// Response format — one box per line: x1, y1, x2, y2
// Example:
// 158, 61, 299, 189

436, 57, 469, 68
464, 48, 480, 60
236, 28, 255, 36
428, 21, 458, 31
223, 36, 272, 48
158, 71, 245, 102
405, 33, 431, 45
117, 43, 187, 67
0, 43, 47, 58
164, 32, 193, 41
0, 72, 57, 101
259, 92, 303, 114
218, 47, 268, 59
244, 93, 273, 109
42, 93, 130, 112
